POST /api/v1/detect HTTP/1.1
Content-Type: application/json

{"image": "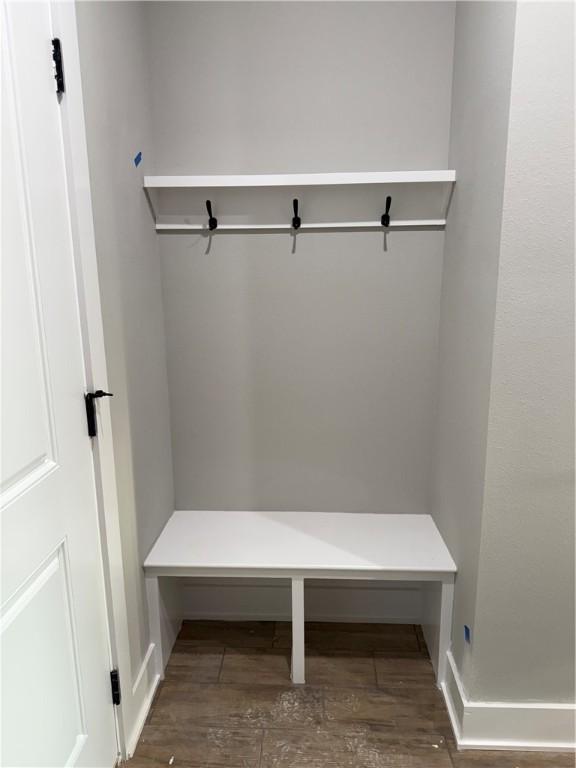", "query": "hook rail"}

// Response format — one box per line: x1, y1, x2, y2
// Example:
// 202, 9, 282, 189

154, 219, 446, 233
